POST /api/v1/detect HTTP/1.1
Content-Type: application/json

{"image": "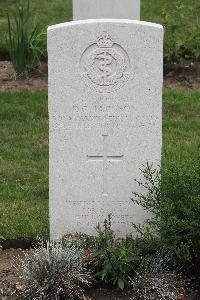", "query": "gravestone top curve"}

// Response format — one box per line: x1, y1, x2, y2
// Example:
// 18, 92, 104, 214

48, 19, 163, 32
